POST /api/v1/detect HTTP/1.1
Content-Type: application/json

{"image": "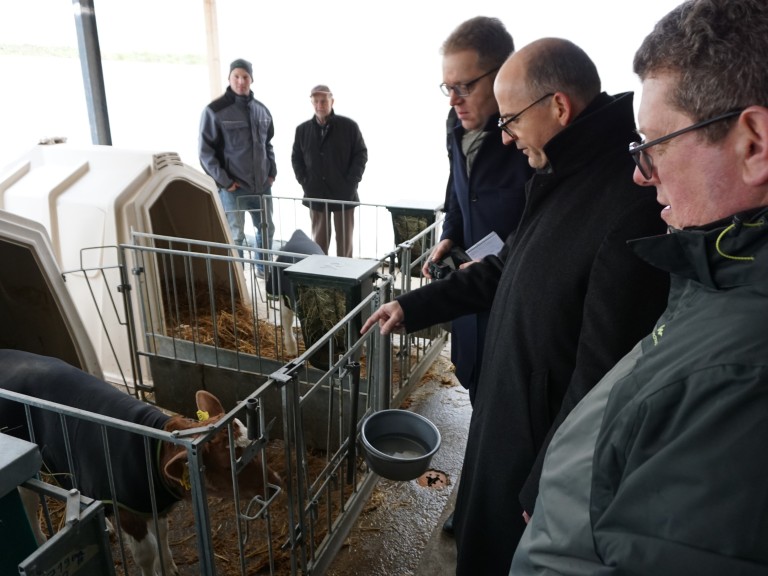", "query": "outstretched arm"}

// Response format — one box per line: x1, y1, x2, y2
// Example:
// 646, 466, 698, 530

360, 301, 406, 335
